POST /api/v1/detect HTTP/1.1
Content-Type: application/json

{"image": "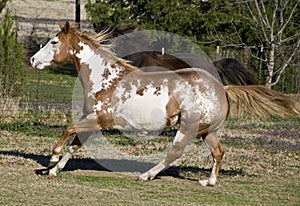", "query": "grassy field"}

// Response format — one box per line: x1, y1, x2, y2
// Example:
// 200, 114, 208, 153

0, 116, 299, 205
0, 65, 299, 205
